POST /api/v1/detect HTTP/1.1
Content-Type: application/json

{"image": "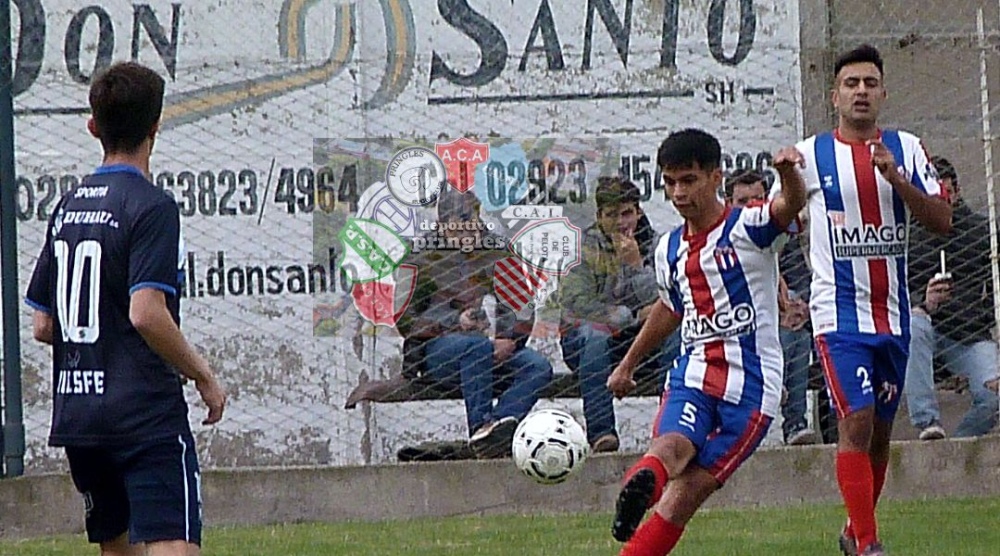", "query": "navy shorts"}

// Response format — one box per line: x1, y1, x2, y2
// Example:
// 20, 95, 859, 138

653, 384, 772, 485
815, 332, 909, 421
65, 433, 202, 545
